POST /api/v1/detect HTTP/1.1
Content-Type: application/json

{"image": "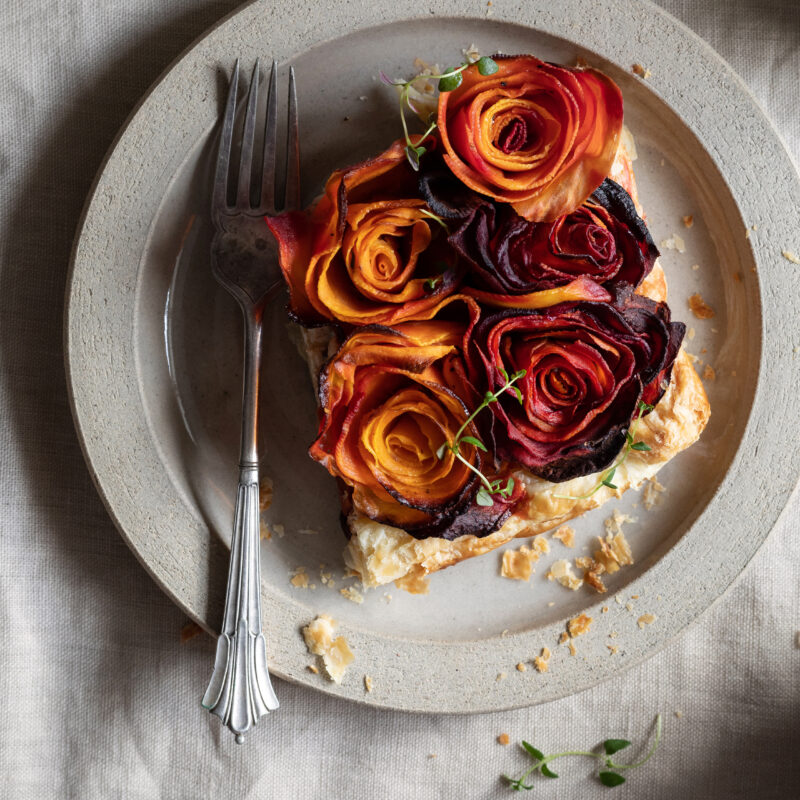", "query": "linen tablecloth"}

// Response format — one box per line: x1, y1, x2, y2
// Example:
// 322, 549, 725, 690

1, 1, 798, 797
